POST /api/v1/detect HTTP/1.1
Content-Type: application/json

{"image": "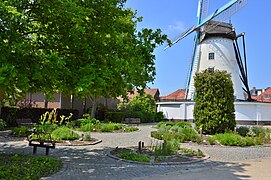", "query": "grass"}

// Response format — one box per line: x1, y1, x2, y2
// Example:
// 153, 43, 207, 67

0, 153, 62, 180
